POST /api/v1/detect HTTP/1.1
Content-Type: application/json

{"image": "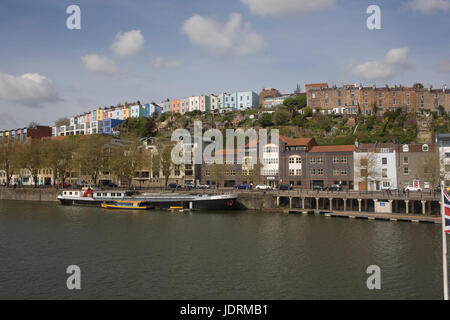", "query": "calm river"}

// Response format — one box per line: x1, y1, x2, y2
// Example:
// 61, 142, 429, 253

0, 200, 447, 299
